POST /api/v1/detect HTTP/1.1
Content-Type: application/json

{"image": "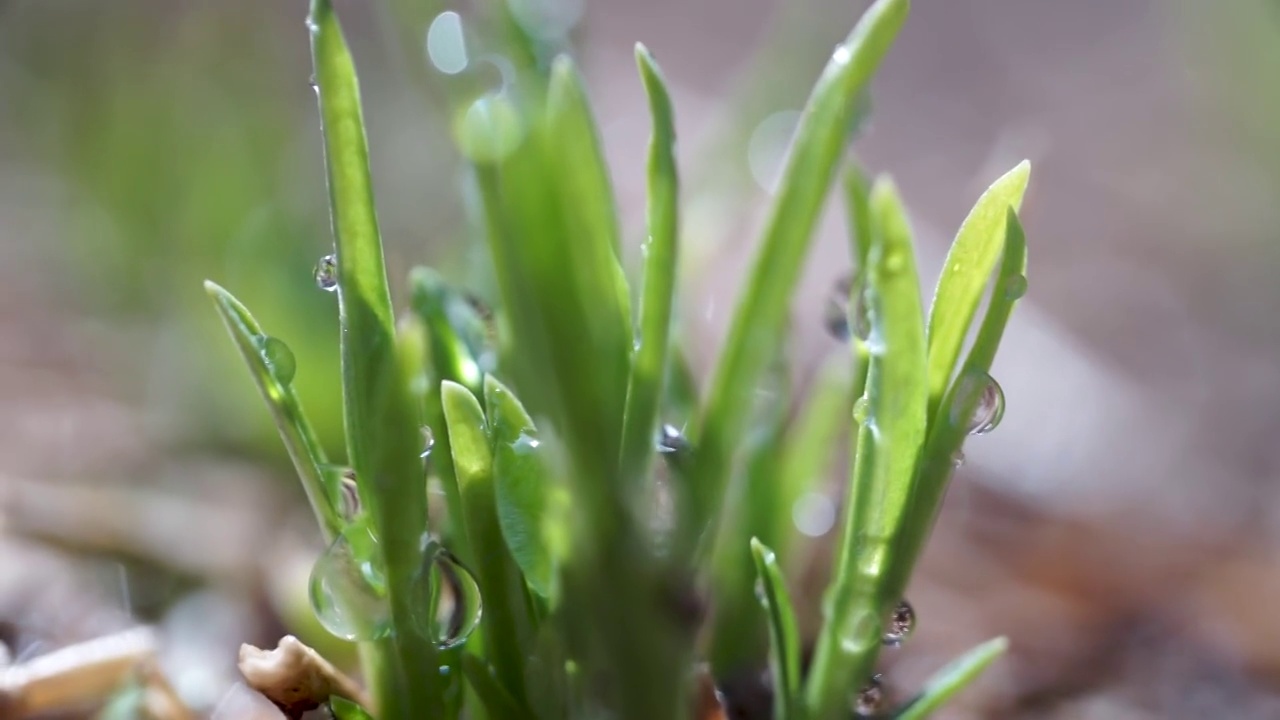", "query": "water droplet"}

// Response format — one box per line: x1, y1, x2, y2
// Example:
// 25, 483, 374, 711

882, 599, 915, 647
854, 674, 884, 716
823, 272, 869, 342
950, 449, 966, 469
420, 426, 436, 459
411, 537, 482, 649
753, 578, 767, 603
426, 11, 468, 75
309, 526, 390, 641
883, 250, 905, 274
951, 372, 1005, 435
657, 424, 689, 455
315, 254, 338, 292
336, 467, 361, 520
792, 492, 836, 538
1005, 273, 1028, 300
852, 396, 869, 425
260, 336, 296, 385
